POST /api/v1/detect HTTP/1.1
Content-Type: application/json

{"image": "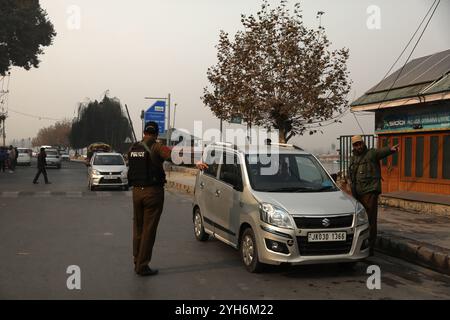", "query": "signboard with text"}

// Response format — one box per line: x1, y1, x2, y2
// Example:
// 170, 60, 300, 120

144, 100, 166, 134
375, 103, 450, 133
